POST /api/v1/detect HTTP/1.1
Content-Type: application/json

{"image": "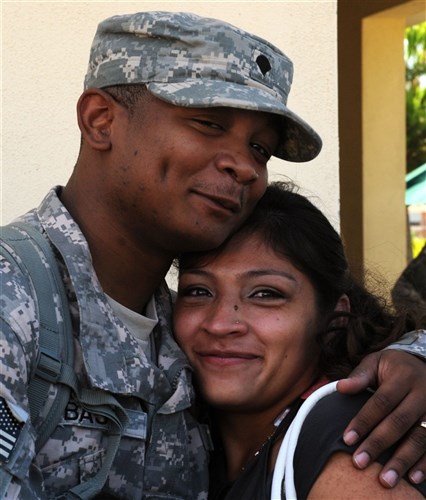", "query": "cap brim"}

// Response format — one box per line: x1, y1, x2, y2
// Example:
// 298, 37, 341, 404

147, 80, 322, 162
